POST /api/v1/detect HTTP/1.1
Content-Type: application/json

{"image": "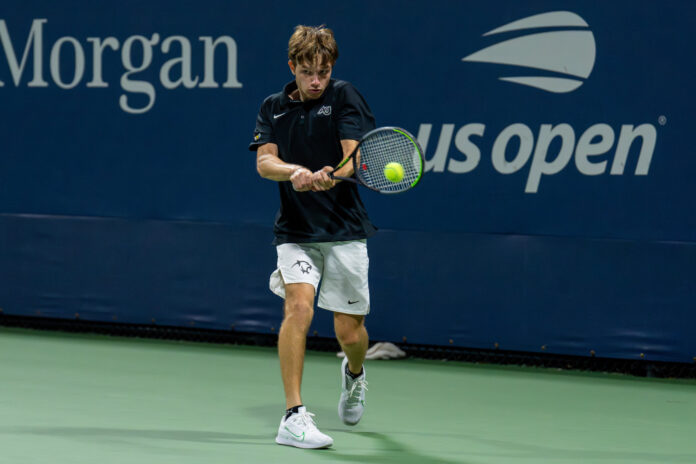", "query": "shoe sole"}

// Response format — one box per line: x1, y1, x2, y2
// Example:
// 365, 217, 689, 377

275, 436, 333, 449
340, 416, 360, 426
